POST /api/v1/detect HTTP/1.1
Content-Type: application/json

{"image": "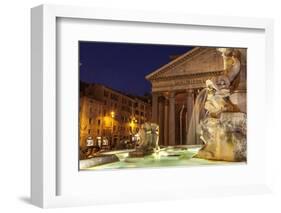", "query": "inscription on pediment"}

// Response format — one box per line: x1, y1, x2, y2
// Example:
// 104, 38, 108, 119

151, 70, 223, 92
